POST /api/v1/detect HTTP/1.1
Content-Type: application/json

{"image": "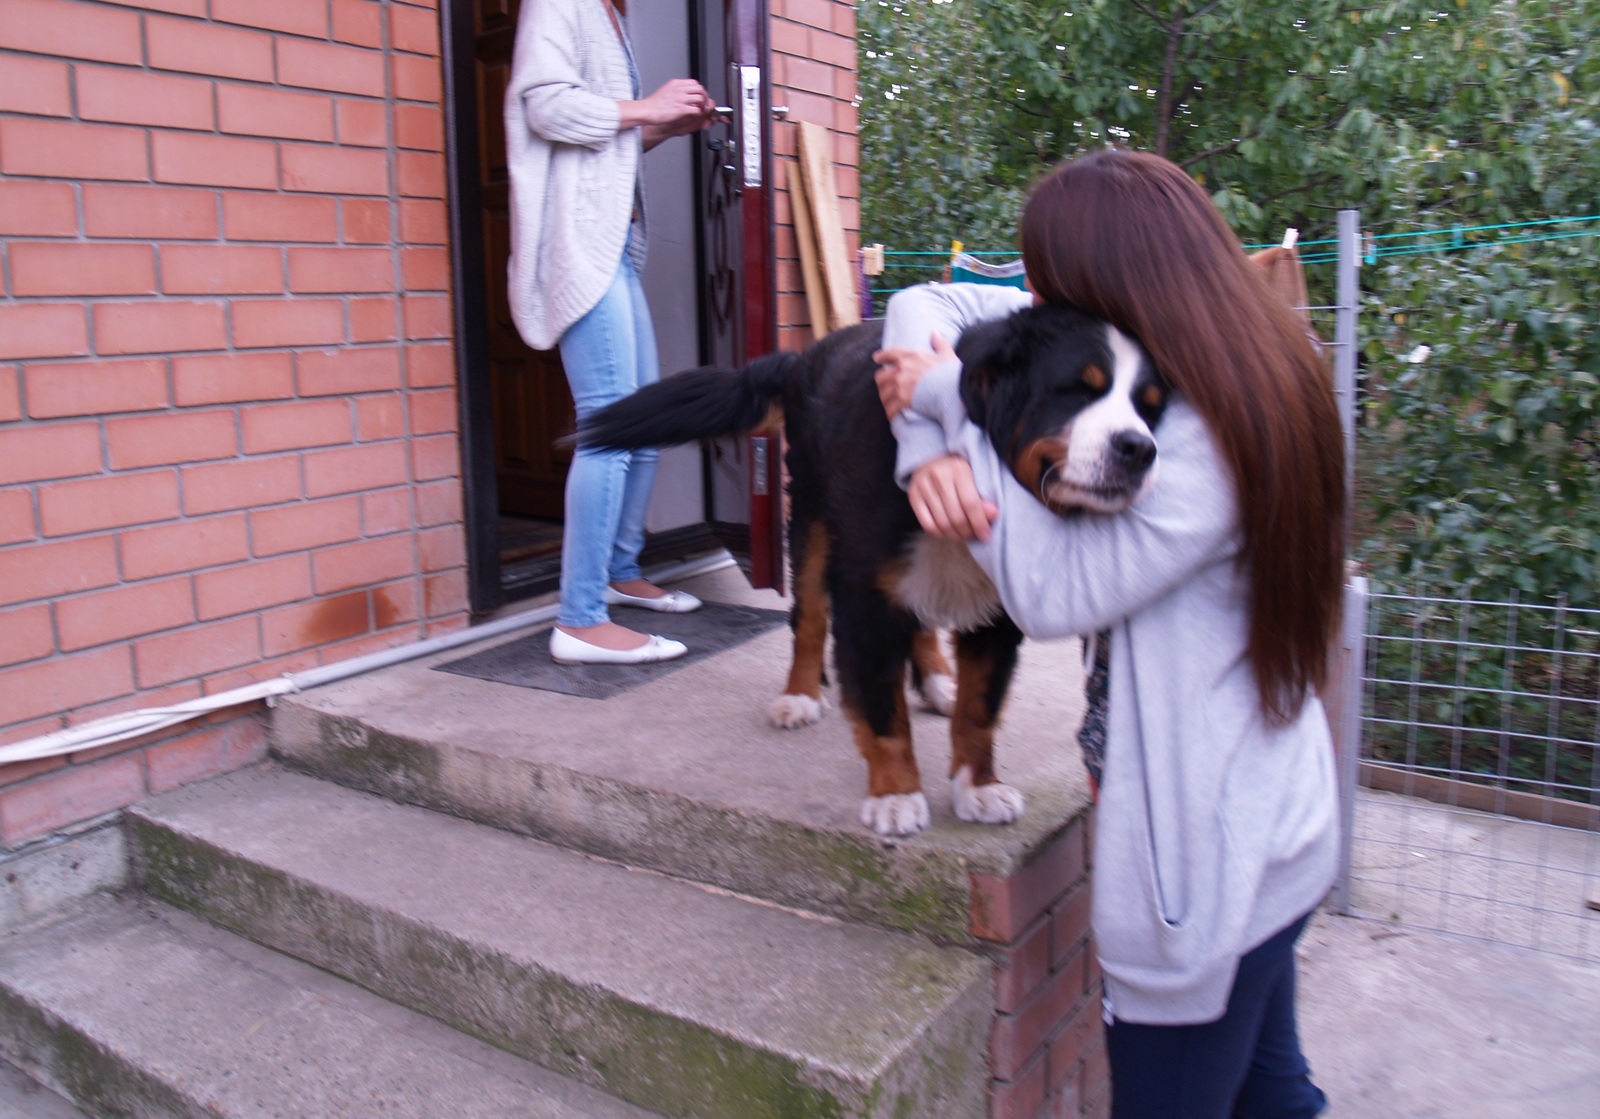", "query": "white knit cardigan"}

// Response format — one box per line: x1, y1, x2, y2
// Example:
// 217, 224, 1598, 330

504, 0, 648, 350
